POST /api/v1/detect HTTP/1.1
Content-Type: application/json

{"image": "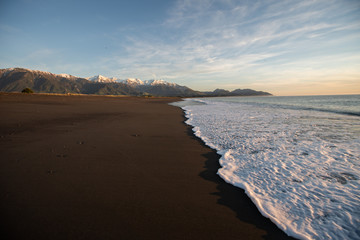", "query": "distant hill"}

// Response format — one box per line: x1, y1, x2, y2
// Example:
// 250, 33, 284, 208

204, 88, 272, 97
0, 68, 86, 94
0, 68, 272, 97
